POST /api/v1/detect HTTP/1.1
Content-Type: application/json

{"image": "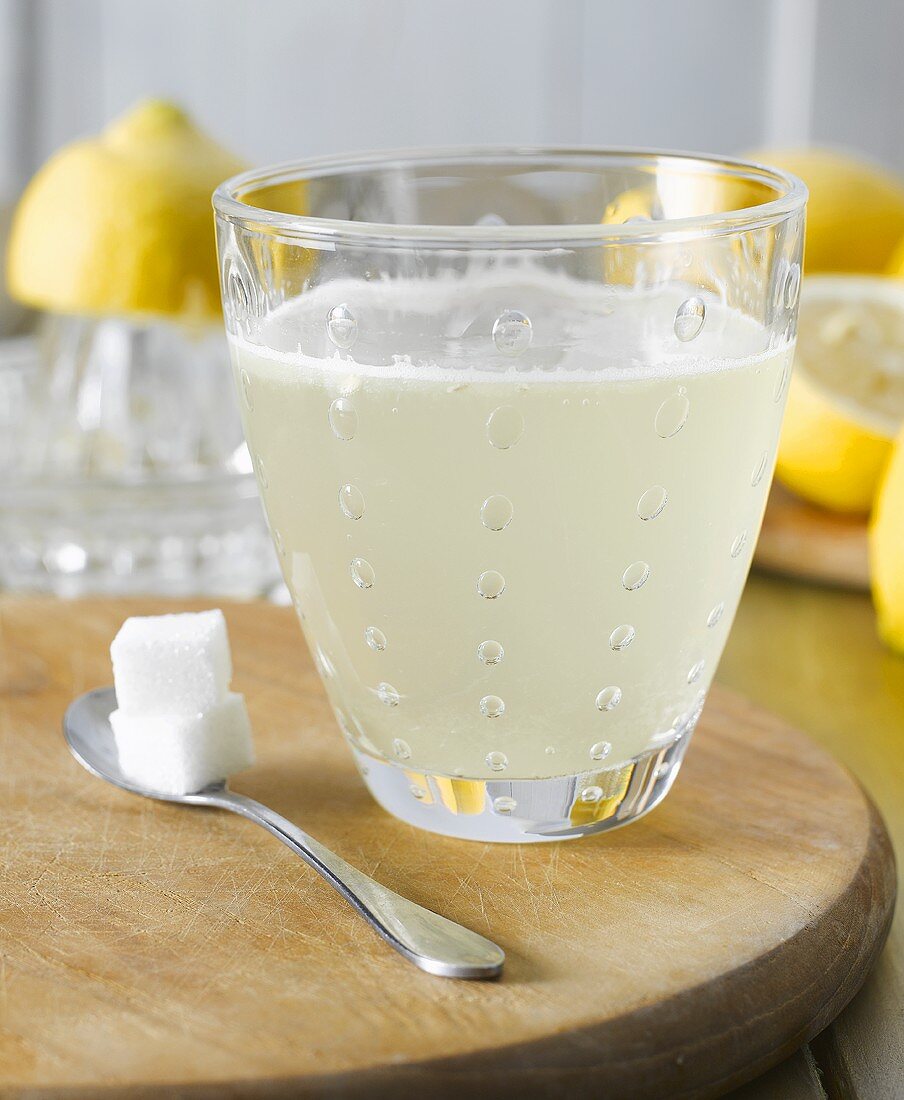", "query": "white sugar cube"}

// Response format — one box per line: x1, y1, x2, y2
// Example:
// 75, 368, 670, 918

111, 610, 232, 715
110, 693, 255, 795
